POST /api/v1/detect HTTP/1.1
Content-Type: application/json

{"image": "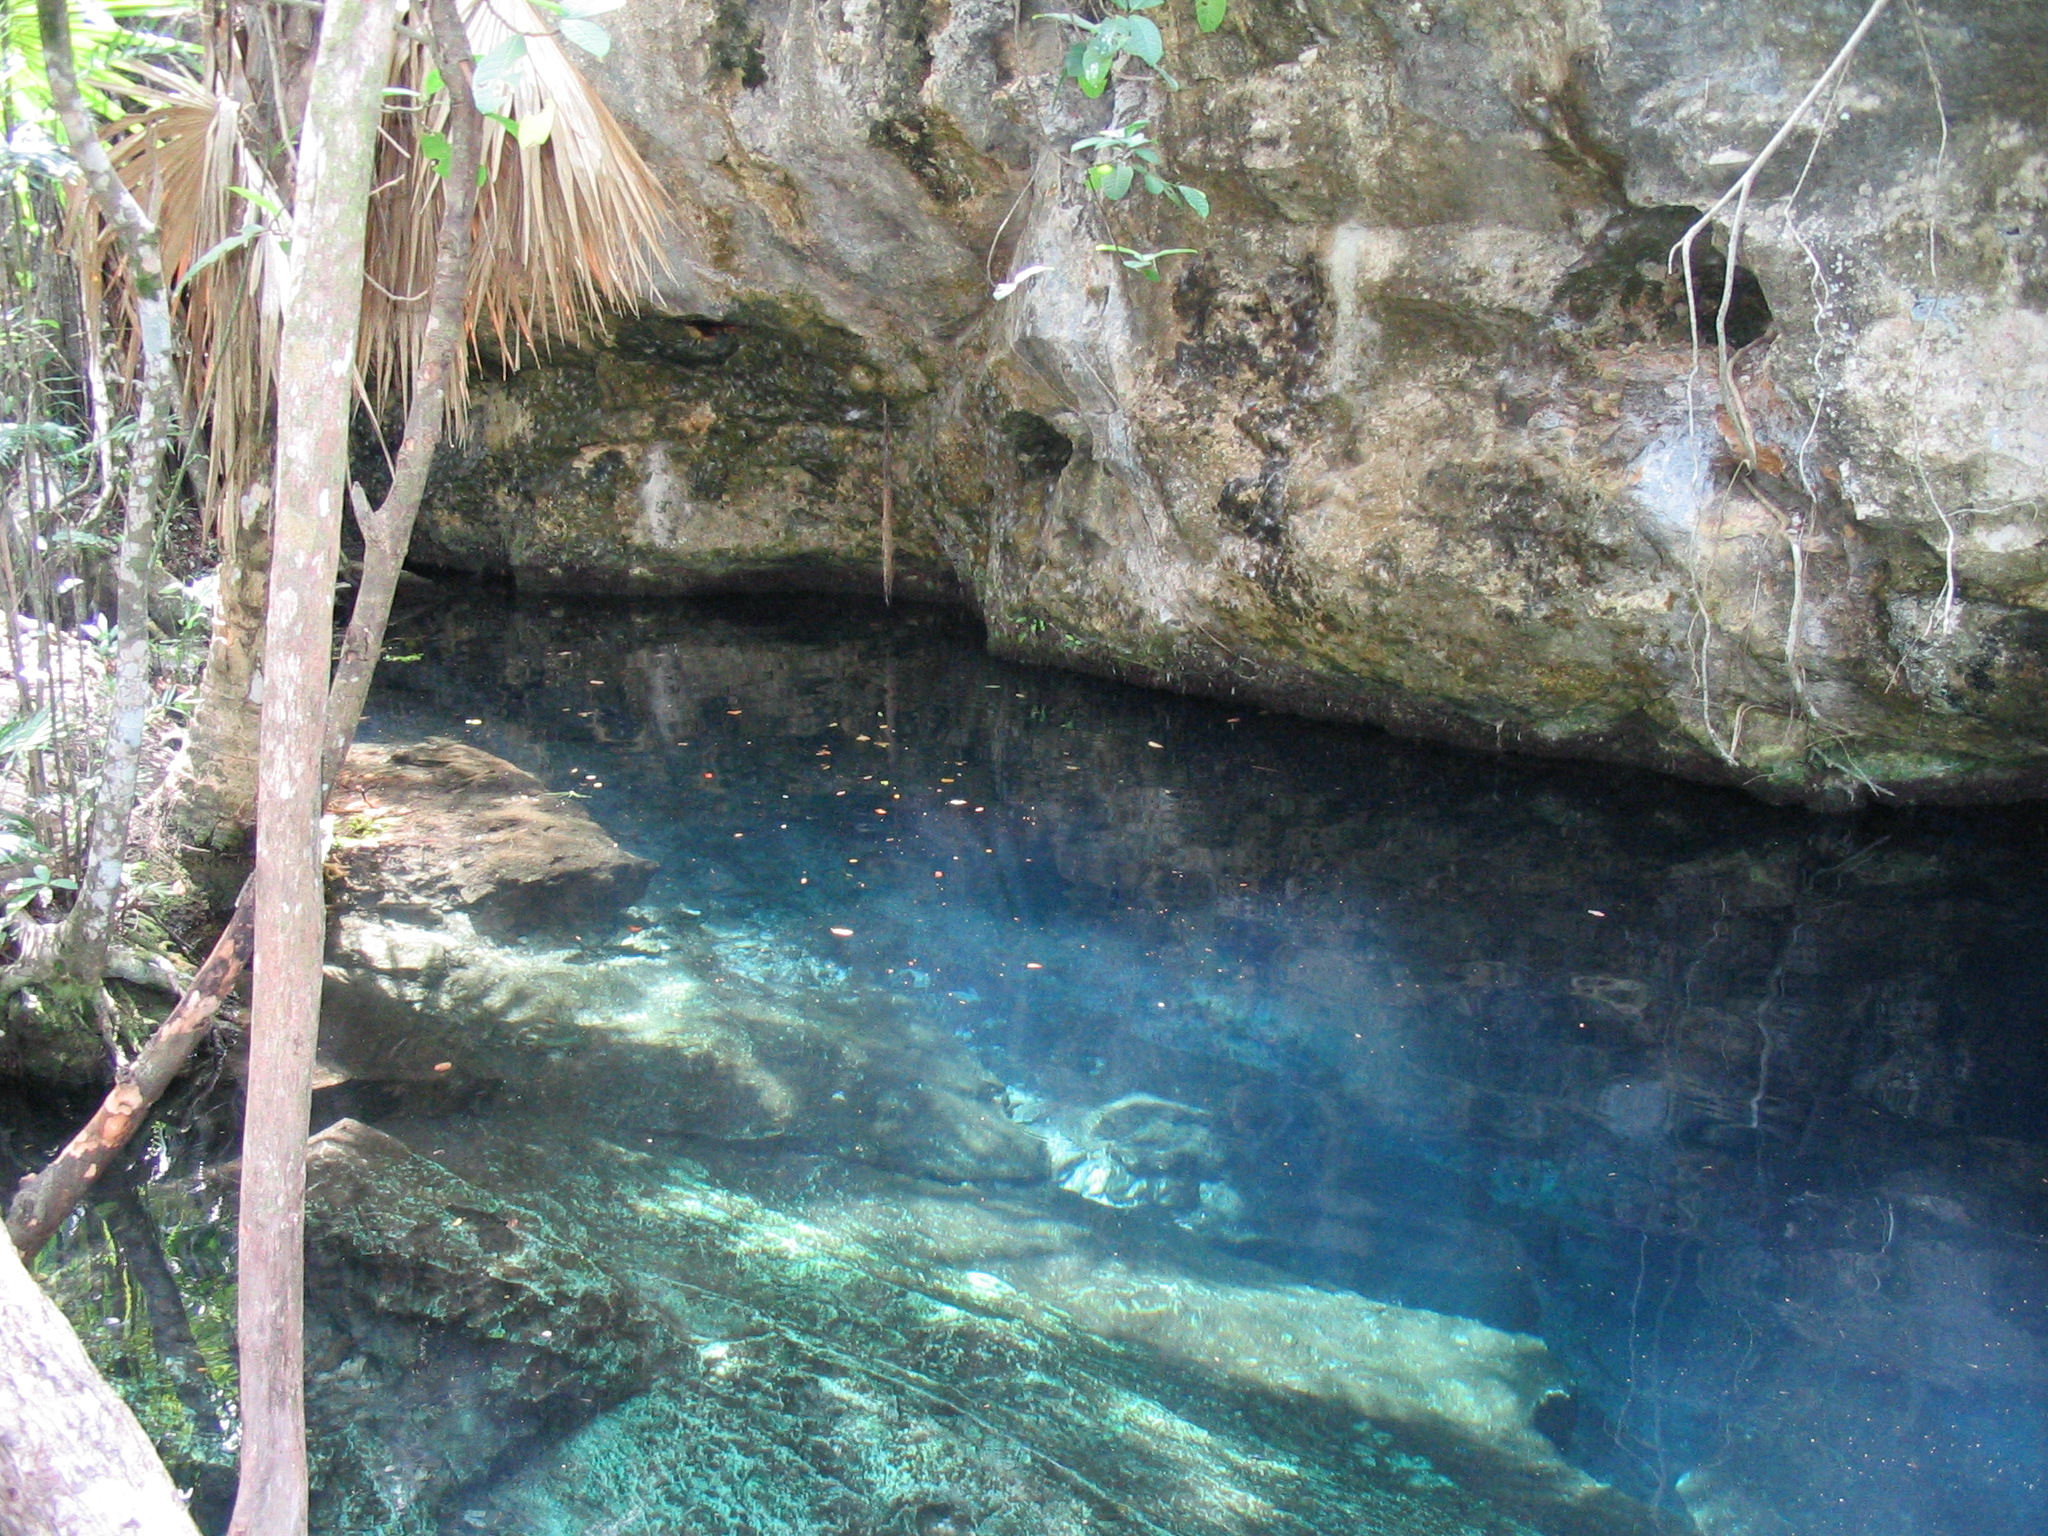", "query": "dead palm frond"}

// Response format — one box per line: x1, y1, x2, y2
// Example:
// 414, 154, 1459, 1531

73, 0, 672, 523
86, 62, 290, 528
